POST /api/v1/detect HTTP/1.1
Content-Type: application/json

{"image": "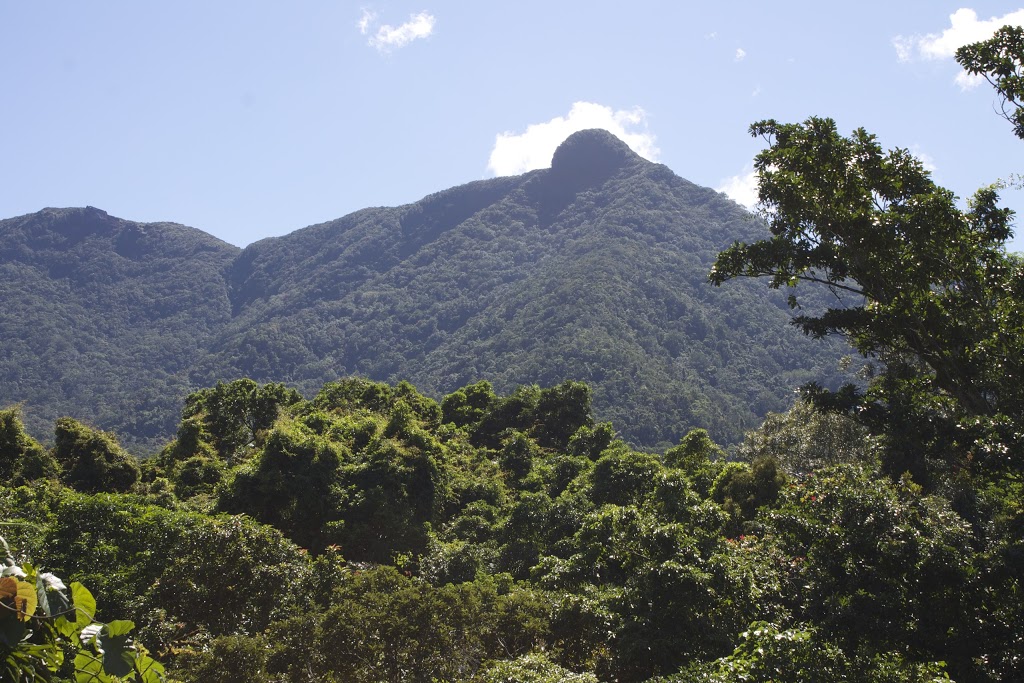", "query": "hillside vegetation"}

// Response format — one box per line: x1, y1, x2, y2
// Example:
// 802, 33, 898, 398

0, 365, 1019, 681
0, 131, 848, 452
